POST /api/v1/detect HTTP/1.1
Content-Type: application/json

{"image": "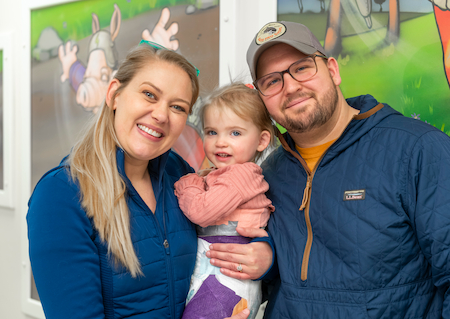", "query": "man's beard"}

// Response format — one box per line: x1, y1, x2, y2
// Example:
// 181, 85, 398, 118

278, 85, 339, 134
